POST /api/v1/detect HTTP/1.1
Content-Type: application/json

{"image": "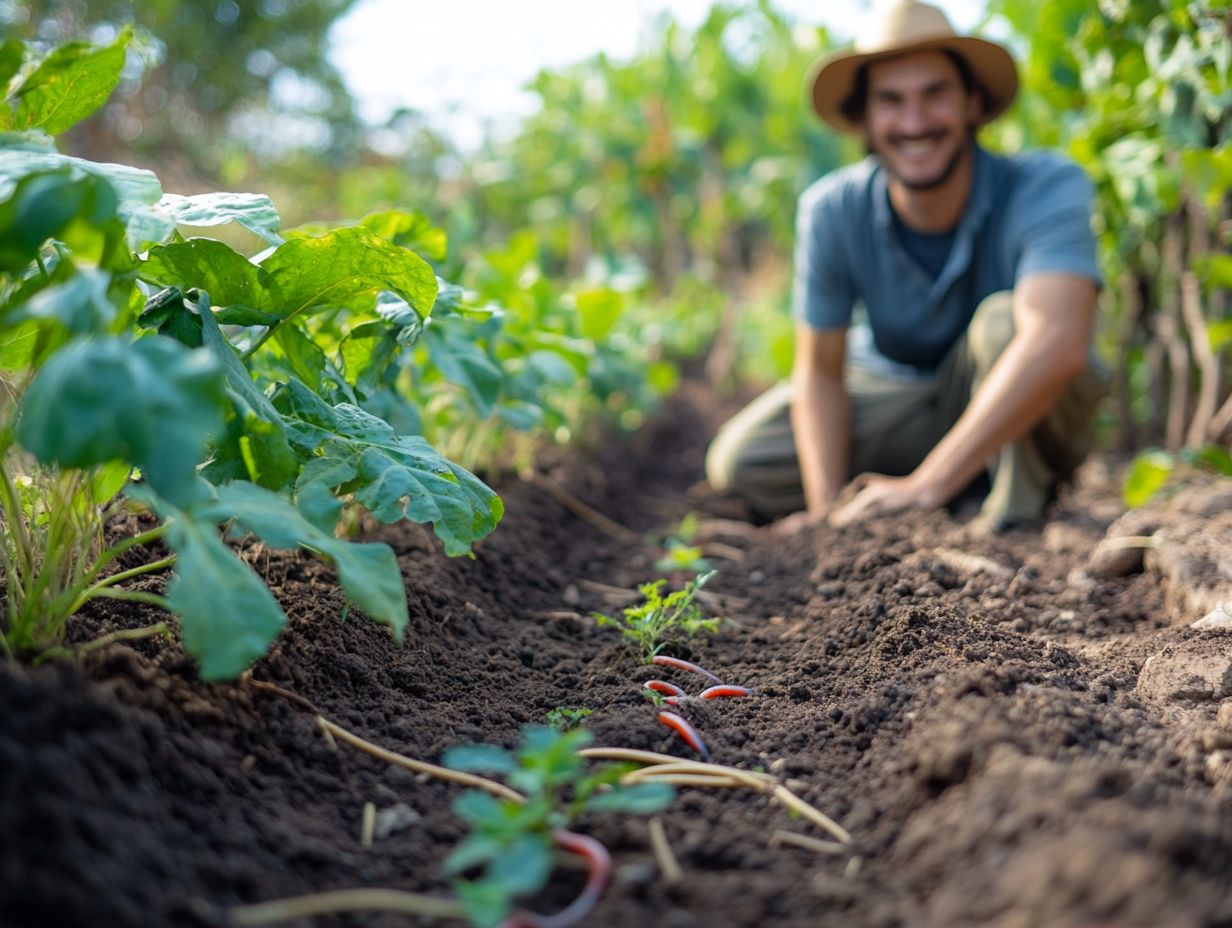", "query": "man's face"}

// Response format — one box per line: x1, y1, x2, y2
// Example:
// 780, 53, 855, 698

863, 51, 982, 192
